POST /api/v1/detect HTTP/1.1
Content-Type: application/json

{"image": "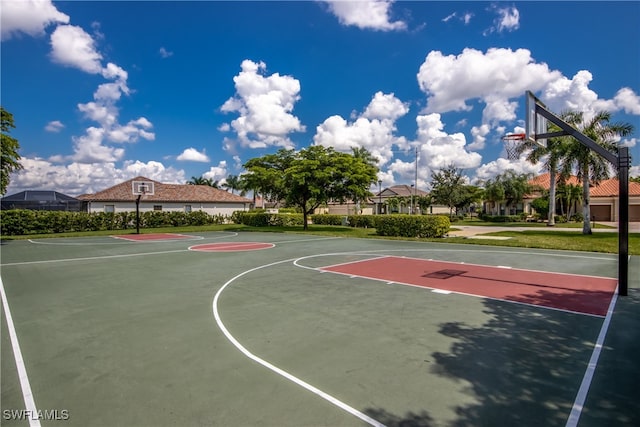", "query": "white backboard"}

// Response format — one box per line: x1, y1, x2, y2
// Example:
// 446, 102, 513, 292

132, 181, 155, 196
525, 91, 548, 148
